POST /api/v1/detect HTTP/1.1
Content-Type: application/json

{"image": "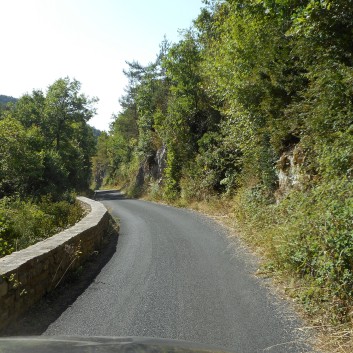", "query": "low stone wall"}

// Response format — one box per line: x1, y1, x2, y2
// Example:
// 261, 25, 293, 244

0, 197, 110, 331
